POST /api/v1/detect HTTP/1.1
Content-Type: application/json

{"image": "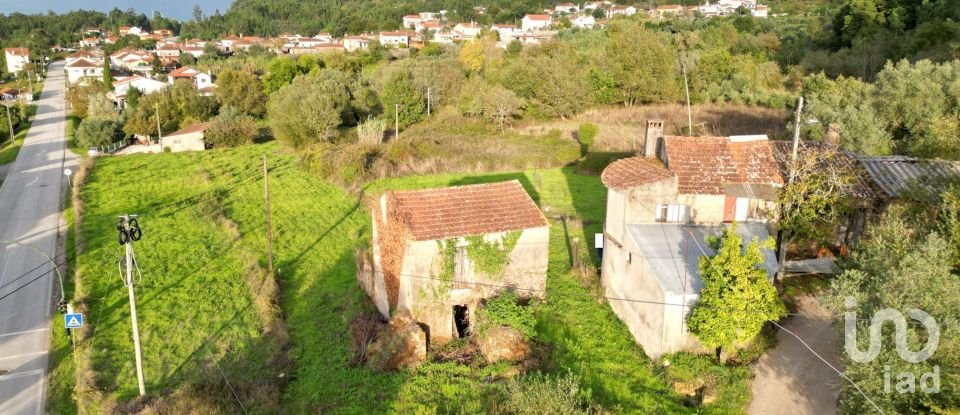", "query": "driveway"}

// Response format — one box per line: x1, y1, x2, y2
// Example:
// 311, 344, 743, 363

748, 295, 842, 415
0, 60, 69, 414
